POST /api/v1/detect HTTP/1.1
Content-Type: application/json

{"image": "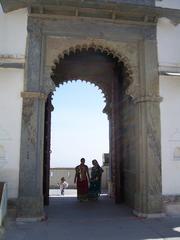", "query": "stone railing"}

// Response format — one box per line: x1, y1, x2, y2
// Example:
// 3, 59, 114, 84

0, 182, 8, 226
